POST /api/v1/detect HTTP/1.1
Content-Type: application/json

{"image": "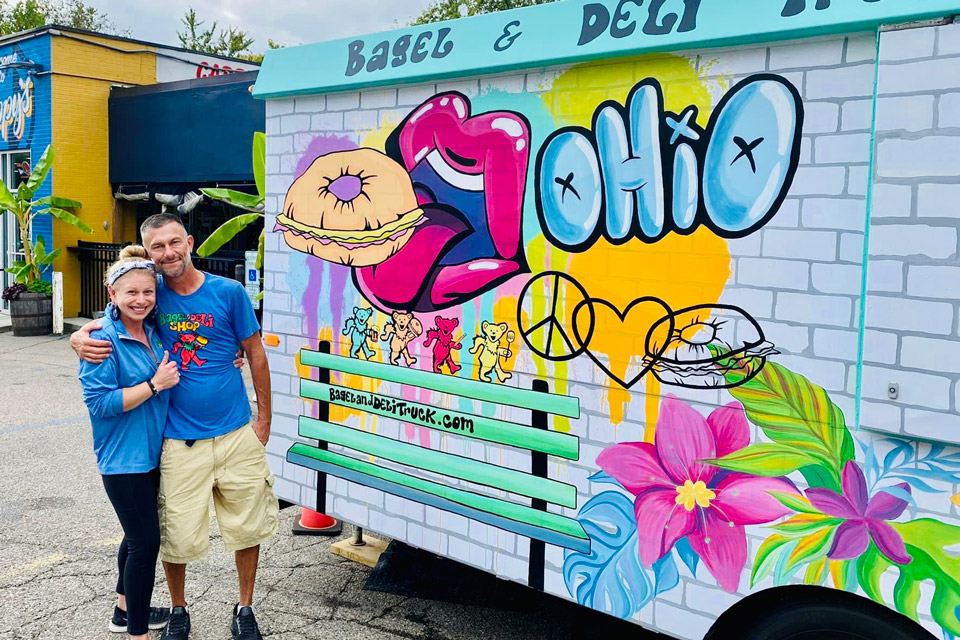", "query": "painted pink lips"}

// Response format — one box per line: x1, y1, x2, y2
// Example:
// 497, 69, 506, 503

354, 92, 531, 312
